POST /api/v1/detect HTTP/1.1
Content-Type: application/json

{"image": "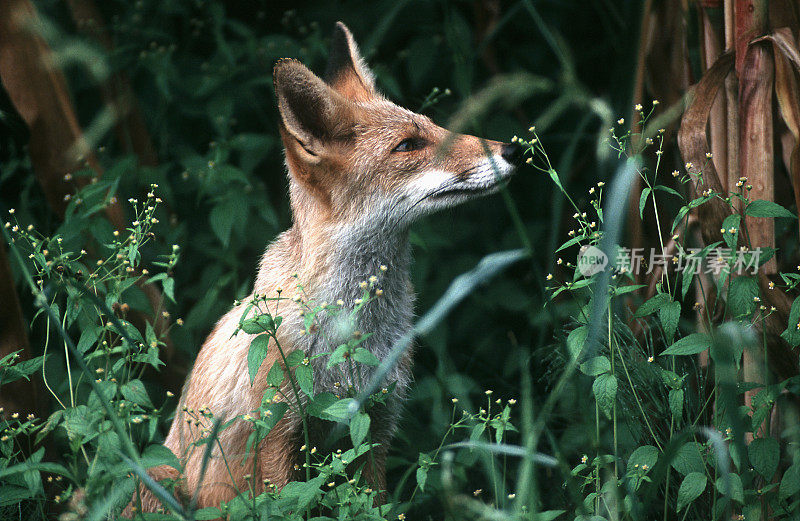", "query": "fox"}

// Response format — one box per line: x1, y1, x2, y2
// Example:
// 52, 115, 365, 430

128, 21, 520, 514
